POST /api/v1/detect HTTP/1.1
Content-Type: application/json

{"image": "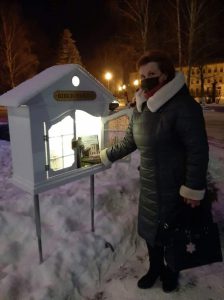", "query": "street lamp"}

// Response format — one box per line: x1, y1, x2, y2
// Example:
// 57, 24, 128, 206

105, 72, 112, 89
133, 79, 139, 87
